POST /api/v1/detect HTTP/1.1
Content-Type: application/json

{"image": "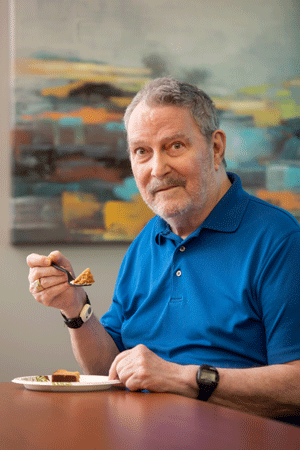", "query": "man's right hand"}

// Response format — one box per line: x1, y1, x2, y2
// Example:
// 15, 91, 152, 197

27, 250, 87, 319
